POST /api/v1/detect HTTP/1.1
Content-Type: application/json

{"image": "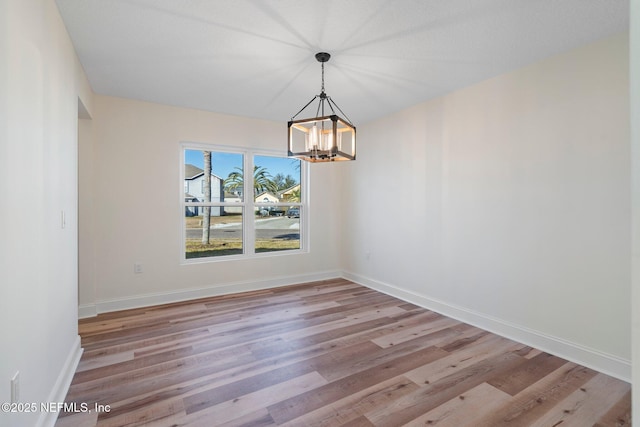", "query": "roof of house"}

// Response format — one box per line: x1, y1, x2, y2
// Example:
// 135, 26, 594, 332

185, 164, 203, 180
279, 184, 300, 196
255, 191, 279, 201
185, 164, 223, 181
